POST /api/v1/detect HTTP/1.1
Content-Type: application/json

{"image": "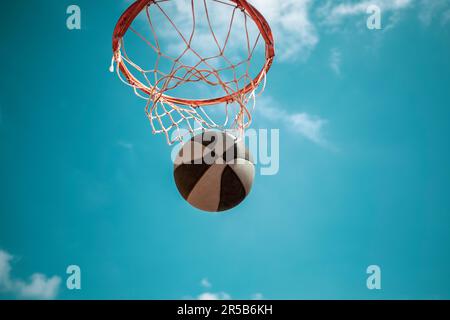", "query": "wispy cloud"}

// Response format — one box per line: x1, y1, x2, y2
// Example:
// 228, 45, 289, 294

0, 250, 61, 300
418, 0, 450, 26
117, 140, 134, 151
251, 0, 319, 61
197, 278, 229, 299
317, 0, 412, 27
15, 274, 62, 300
194, 278, 262, 300
258, 96, 331, 148
200, 278, 211, 289
290, 113, 329, 146
251, 293, 264, 300
443, 9, 450, 24
71, 169, 110, 210
124, 0, 450, 71
197, 291, 231, 300
329, 48, 342, 76
129, 0, 318, 63
0, 251, 12, 288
